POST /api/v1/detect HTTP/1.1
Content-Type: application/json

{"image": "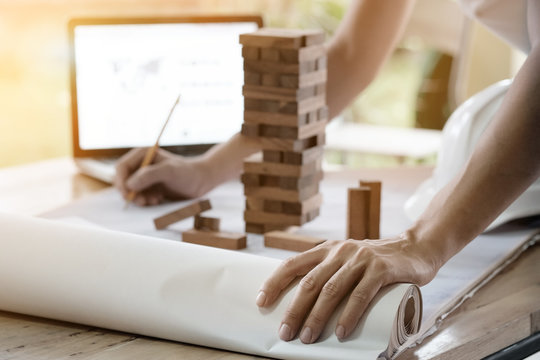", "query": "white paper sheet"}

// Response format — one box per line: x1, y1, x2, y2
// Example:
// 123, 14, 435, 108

0, 212, 416, 360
